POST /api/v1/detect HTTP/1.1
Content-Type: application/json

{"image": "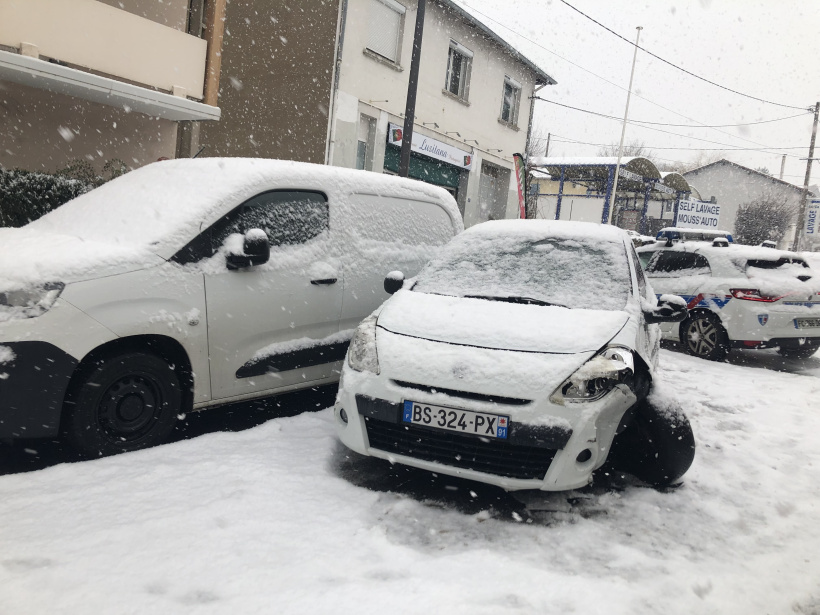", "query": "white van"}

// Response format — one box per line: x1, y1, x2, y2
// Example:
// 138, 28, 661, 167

0, 158, 463, 455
